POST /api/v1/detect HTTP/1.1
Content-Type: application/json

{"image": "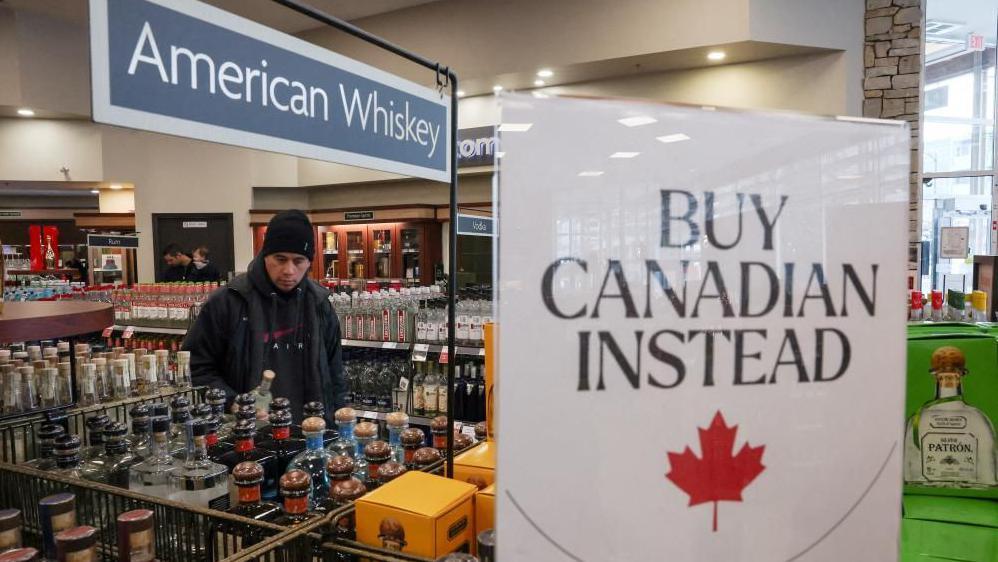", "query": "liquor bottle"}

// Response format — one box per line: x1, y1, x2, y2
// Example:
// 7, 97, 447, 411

453, 365, 467, 421
400, 428, 424, 469
82, 422, 141, 488
472, 365, 486, 422
169, 418, 229, 509
377, 461, 407, 487
55, 526, 97, 562
352, 422, 378, 480
128, 416, 178, 499
273, 470, 318, 527
328, 479, 367, 550
412, 364, 426, 416
251, 370, 275, 417
362, 441, 391, 490
972, 290, 989, 323
204, 388, 233, 442
204, 416, 233, 460
127, 405, 152, 459
19, 367, 38, 412
430, 416, 449, 453
154, 350, 173, 390
25, 423, 65, 470
111, 359, 131, 400
192, 403, 212, 420
474, 421, 487, 442
52, 435, 84, 478
82, 414, 109, 461
2, 370, 22, 415
930, 290, 943, 322
327, 407, 357, 459
286, 417, 332, 509
43, 236, 55, 270
455, 432, 474, 451
909, 291, 923, 322
227, 461, 280, 521
175, 350, 192, 390
385, 412, 409, 463
255, 397, 292, 442
412, 447, 442, 471
39, 493, 76, 562
301, 401, 338, 445
0, 549, 36, 562
217, 420, 279, 502
0, 509, 22, 553
56, 363, 72, 405
38, 368, 59, 408
904, 346, 997, 486
257, 409, 305, 474
116, 510, 156, 562
168, 407, 193, 456
92, 358, 110, 402
423, 364, 439, 417
137, 355, 157, 397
